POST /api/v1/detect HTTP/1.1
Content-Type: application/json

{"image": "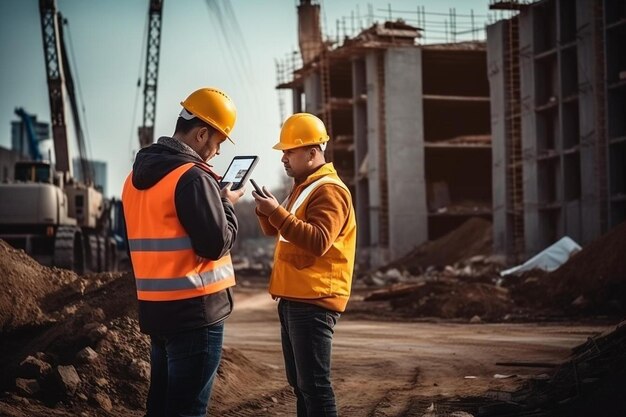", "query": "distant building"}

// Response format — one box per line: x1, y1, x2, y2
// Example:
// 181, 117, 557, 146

11, 111, 50, 160
73, 158, 108, 197
0, 146, 22, 182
